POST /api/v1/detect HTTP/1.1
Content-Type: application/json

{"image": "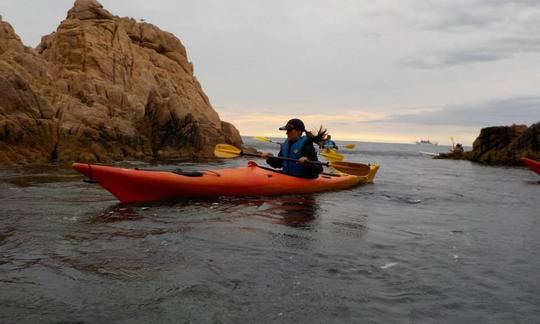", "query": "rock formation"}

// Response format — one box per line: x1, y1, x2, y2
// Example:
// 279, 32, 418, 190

436, 123, 540, 165
0, 0, 242, 165
434, 144, 471, 161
